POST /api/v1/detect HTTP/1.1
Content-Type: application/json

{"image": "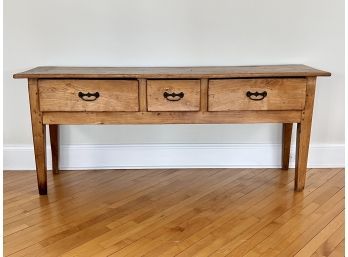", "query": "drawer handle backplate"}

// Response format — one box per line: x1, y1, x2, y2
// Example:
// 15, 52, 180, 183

163, 92, 184, 101
78, 92, 100, 101
246, 91, 267, 101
